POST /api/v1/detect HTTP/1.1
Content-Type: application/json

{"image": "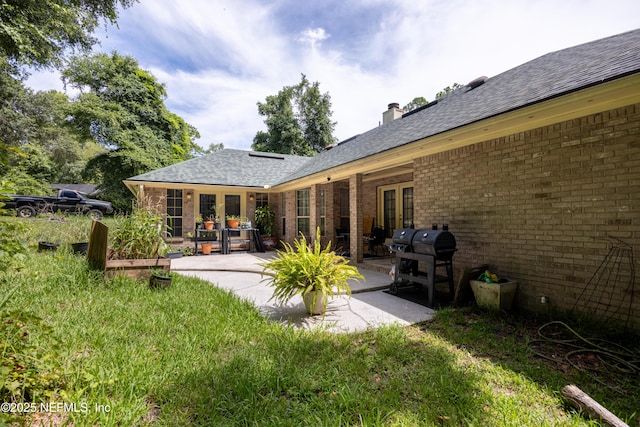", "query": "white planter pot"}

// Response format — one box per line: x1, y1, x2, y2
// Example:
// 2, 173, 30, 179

303, 291, 327, 315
